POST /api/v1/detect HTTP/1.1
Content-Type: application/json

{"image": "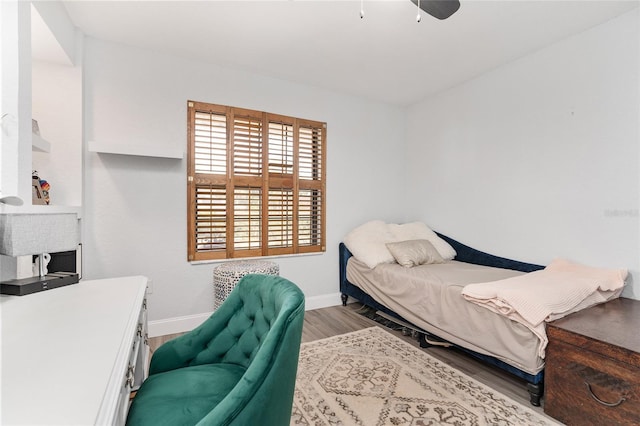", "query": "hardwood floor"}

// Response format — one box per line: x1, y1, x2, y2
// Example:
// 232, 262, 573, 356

149, 302, 551, 417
